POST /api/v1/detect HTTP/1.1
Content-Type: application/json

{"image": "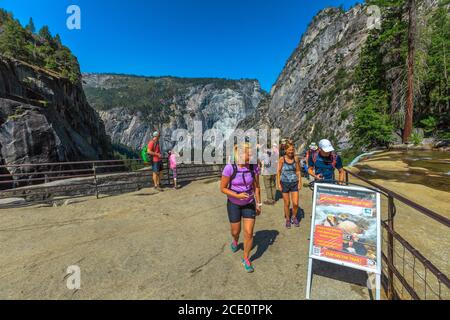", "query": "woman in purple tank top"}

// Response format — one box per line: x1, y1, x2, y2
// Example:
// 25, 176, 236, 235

220, 143, 261, 273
